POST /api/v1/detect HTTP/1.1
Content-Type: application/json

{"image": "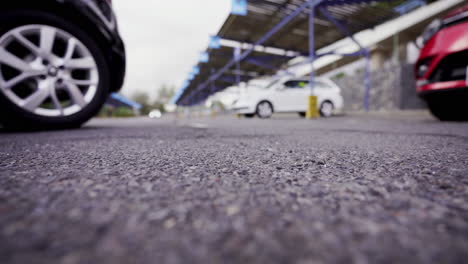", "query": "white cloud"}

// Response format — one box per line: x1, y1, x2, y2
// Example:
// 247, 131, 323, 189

112, 0, 231, 99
